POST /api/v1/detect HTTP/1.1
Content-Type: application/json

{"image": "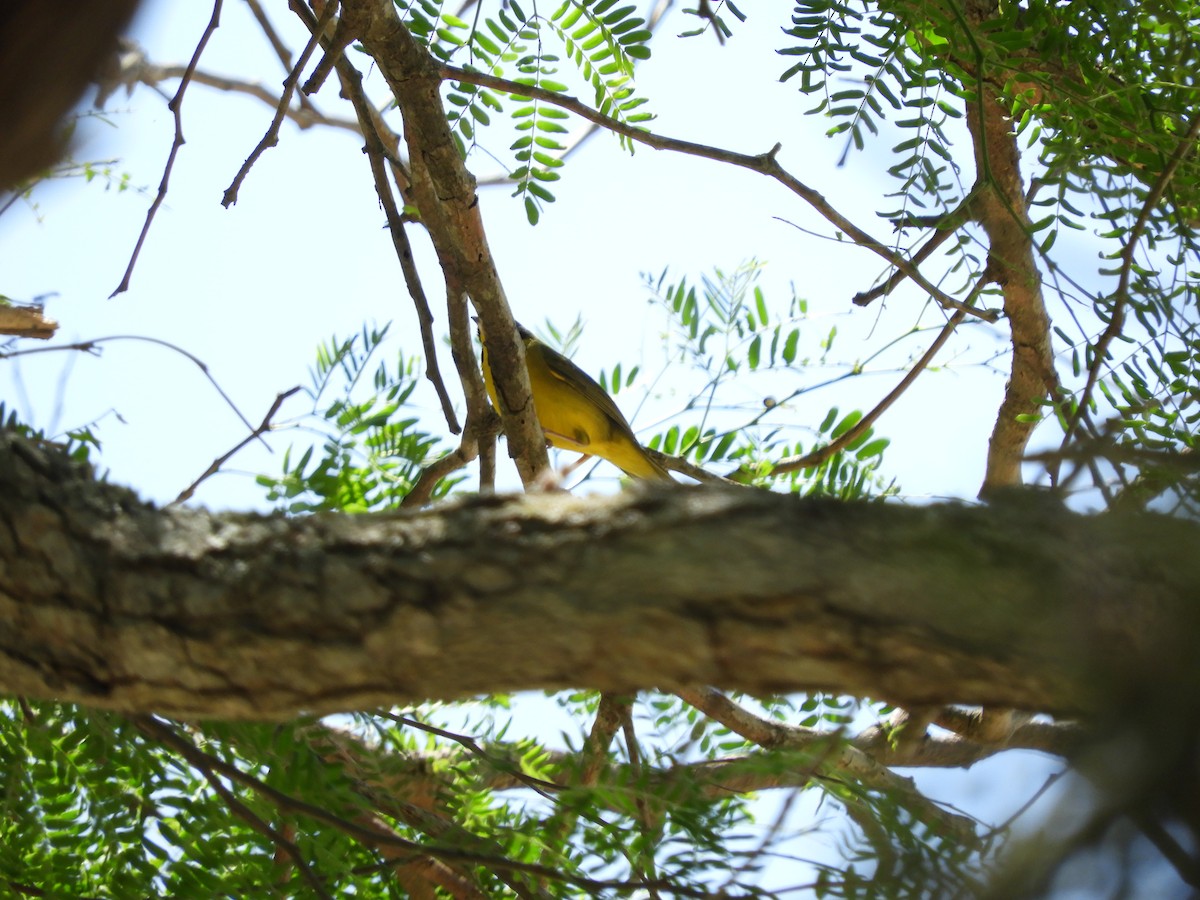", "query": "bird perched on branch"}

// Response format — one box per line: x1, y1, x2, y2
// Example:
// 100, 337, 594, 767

478, 318, 672, 481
